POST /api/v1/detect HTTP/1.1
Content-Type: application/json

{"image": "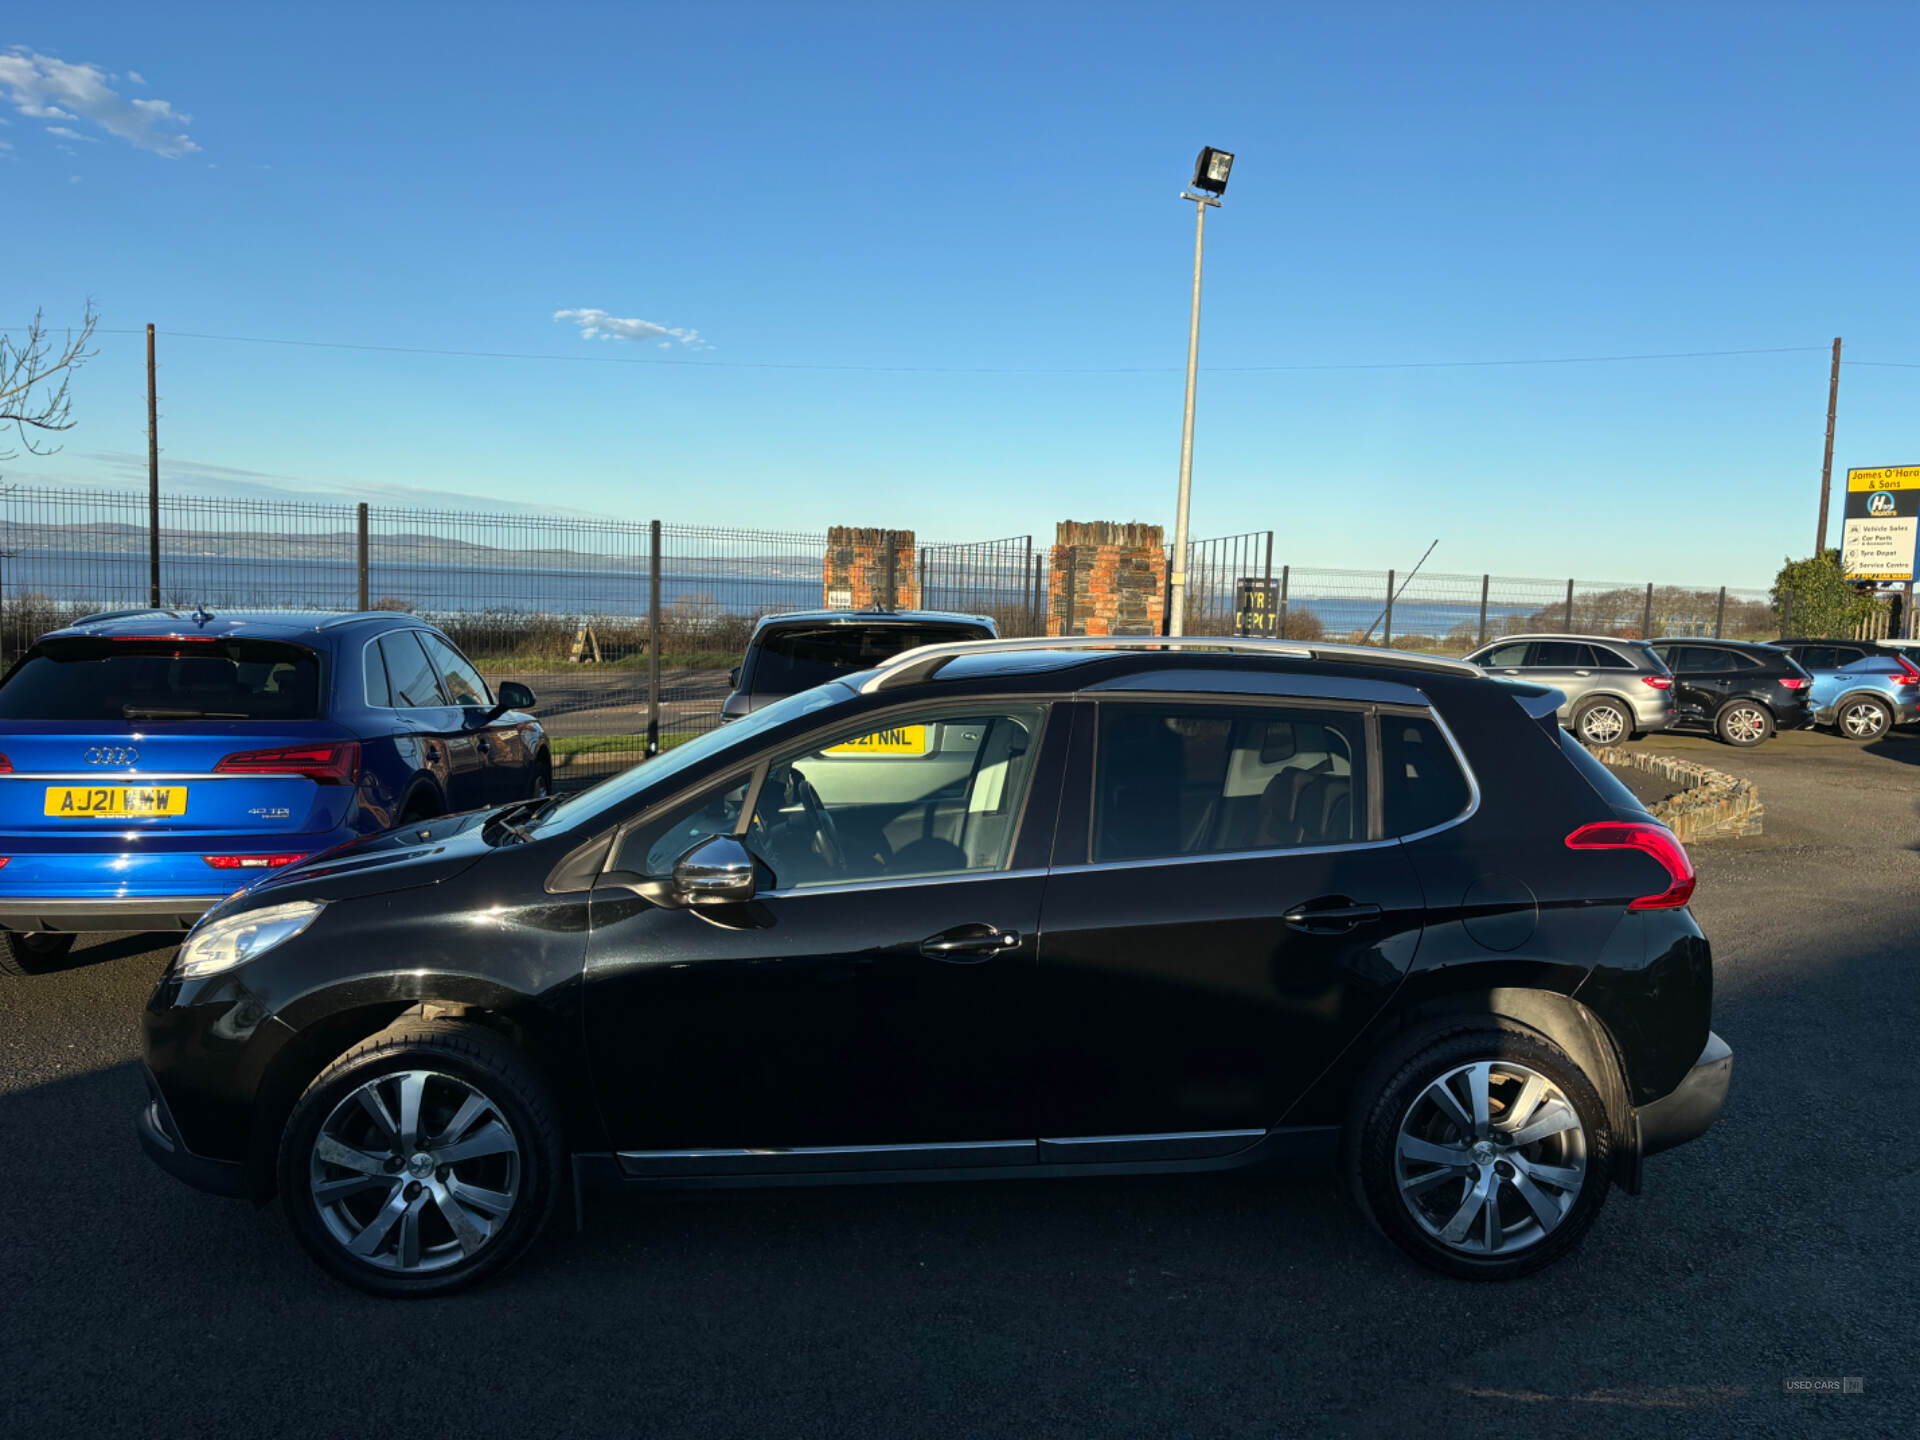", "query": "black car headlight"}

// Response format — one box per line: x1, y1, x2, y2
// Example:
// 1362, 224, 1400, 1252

175, 900, 324, 979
